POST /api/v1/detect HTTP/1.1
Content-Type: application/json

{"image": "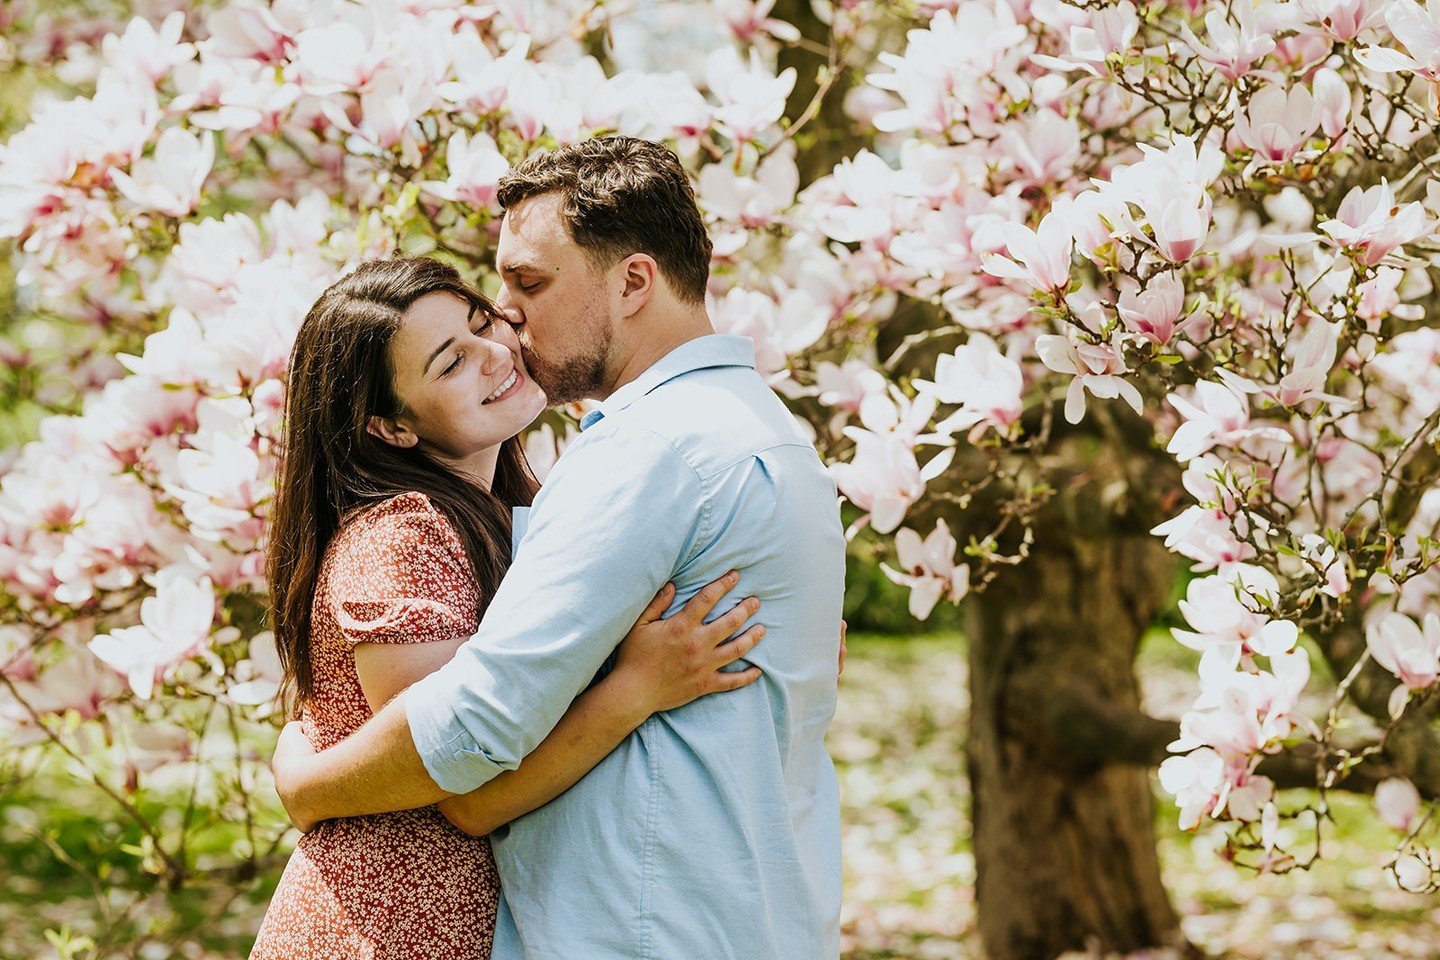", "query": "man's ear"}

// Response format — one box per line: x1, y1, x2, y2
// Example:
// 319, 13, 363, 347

366, 415, 419, 449
617, 253, 658, 317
